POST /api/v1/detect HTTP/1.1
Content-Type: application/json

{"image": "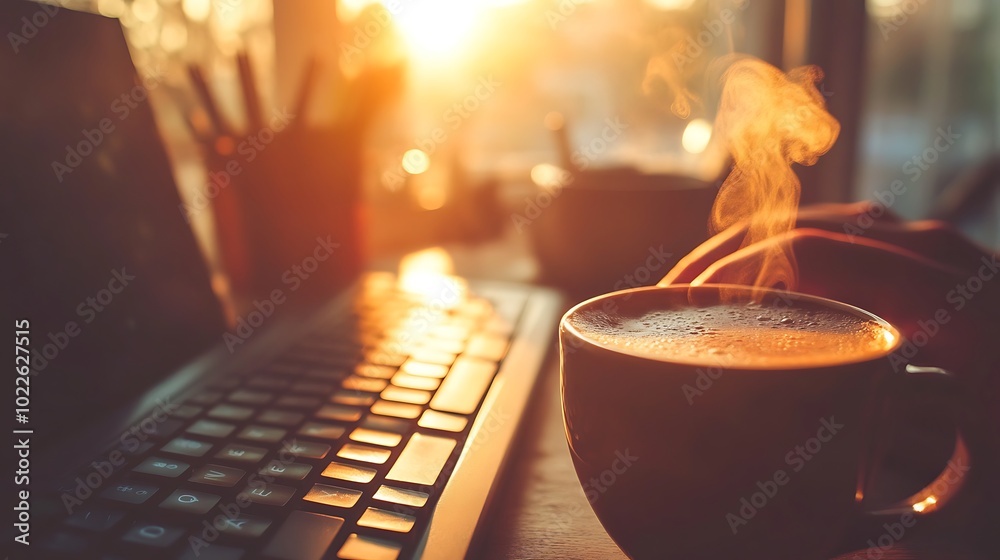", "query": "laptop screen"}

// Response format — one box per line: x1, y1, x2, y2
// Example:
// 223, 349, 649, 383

0, 4, 226, 453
